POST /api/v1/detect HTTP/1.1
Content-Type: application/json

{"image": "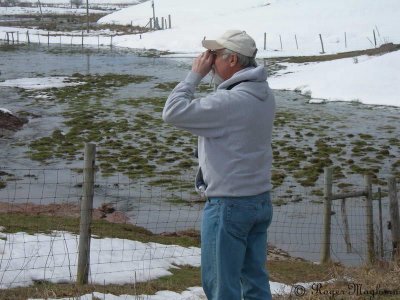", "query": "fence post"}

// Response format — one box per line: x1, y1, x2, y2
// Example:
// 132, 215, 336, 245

37, 32, 40, 45
161, 17, 164, 29
168, 14, 171, 28
149, 18, 153, 29
378, 187, 384, 259
319, 33, 325, 54
47, 32, 50, 45
388, 177, 400, 260
341, 198, 352, 253
373, 29, 377, 48
344, 32, 347, 48
81, 31, 84, 47
295, 34, 298, 50
26, 30, 30, 44
279, 34, 283, 51
264, 32, 266, 50
321, 167, 333, 264
17, 31, 19, 44
77, 143, 96, 285
364, 175, 375, 264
